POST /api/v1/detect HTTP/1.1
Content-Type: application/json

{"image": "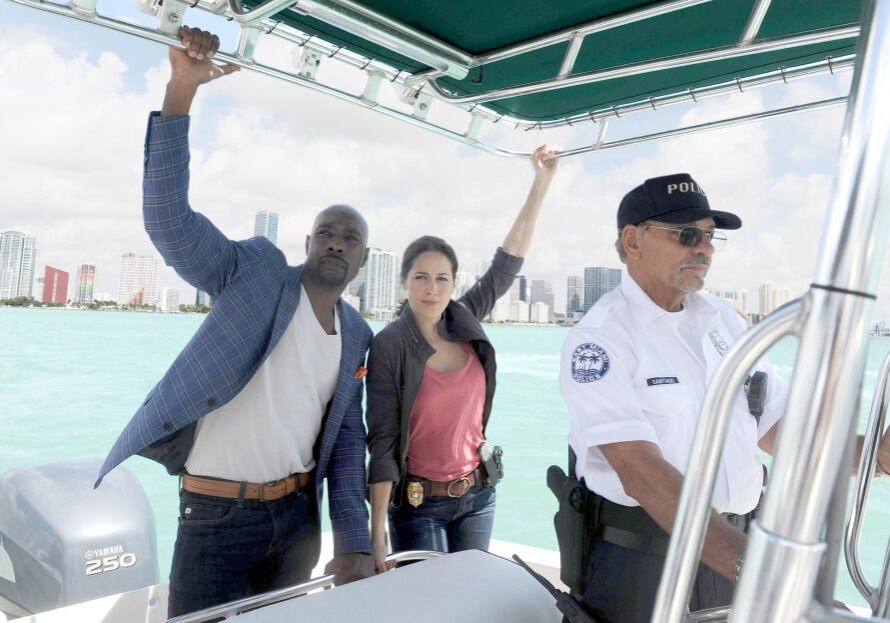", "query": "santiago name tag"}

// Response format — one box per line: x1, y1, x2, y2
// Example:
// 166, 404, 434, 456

646, 376, 679, 386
